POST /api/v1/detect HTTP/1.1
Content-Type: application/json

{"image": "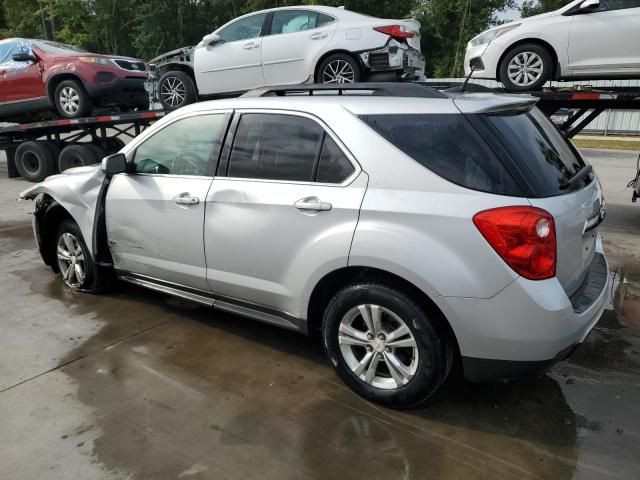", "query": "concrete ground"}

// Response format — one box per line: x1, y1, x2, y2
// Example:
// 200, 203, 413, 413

0, 149, 639, 480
